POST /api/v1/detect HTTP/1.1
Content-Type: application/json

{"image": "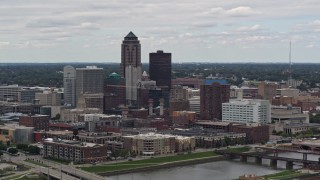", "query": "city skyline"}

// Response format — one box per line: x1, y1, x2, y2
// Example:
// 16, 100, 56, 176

0, 1, 319, 63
